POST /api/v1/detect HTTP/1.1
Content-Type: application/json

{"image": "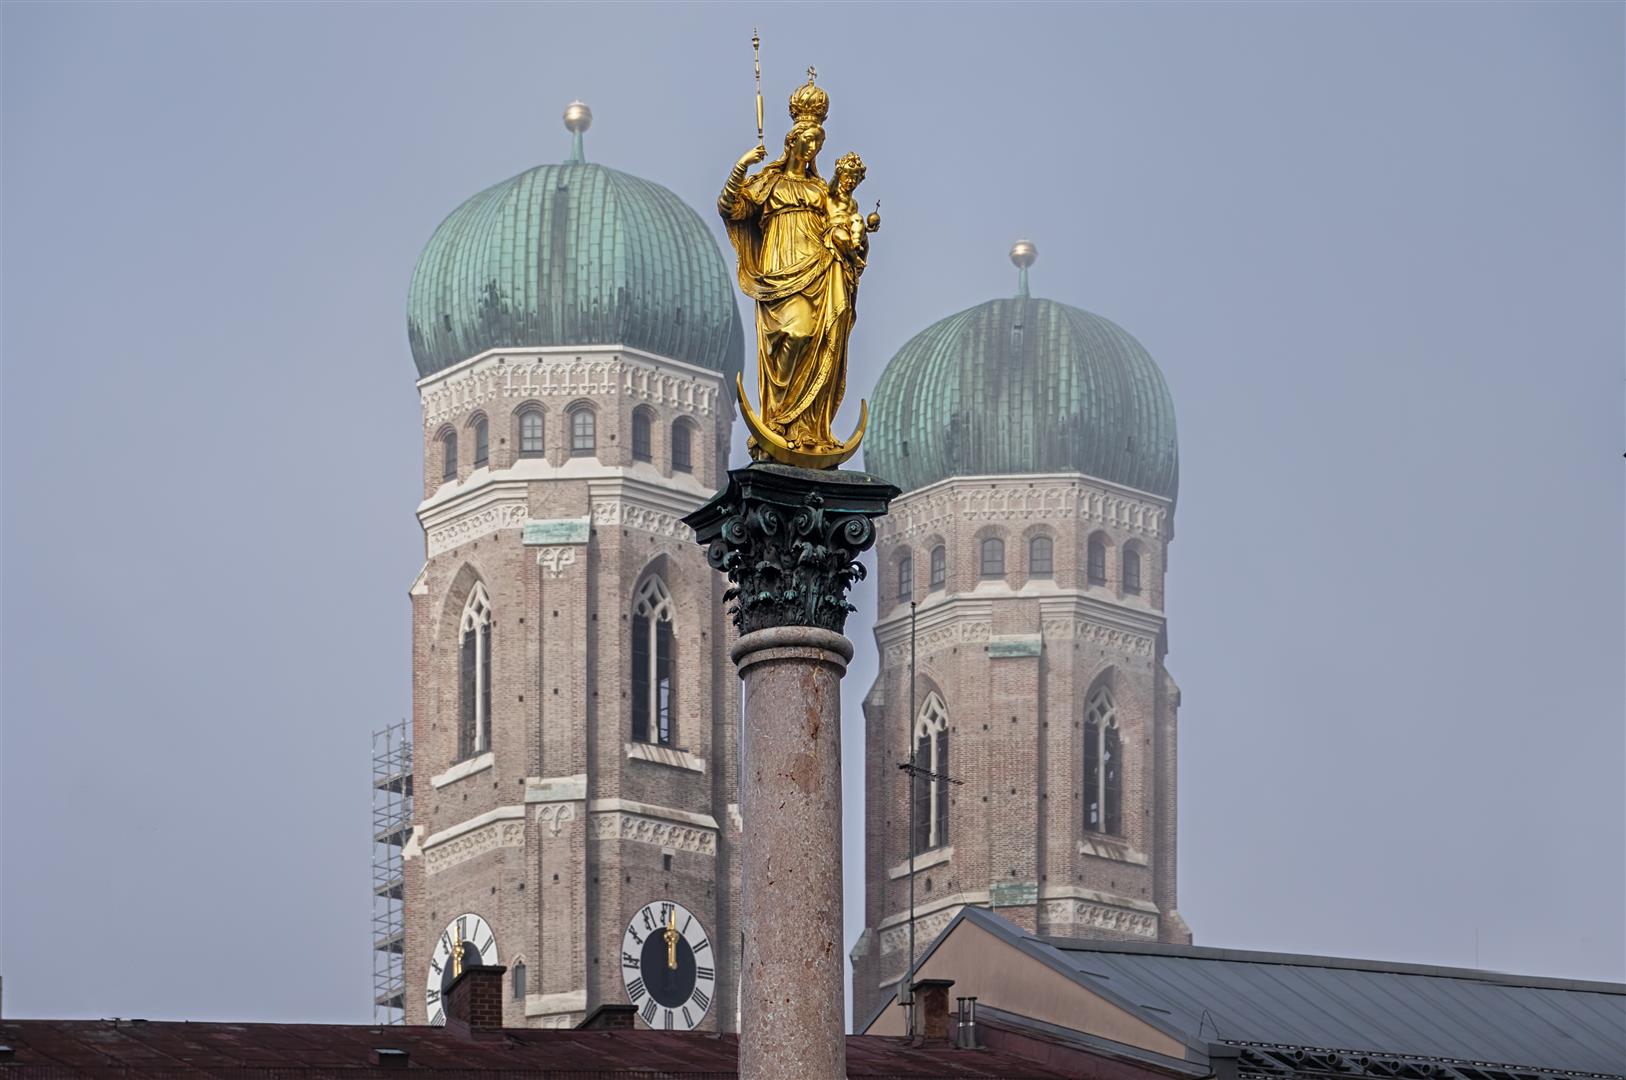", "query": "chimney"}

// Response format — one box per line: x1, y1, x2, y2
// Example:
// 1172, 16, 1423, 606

444, 964, 507, 1039
954, 997, 979, 1049
913, 978, 956, 1041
